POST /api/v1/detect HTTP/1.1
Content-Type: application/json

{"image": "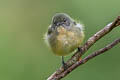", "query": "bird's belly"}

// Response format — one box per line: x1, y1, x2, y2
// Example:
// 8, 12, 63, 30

52, 31, 83, 56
